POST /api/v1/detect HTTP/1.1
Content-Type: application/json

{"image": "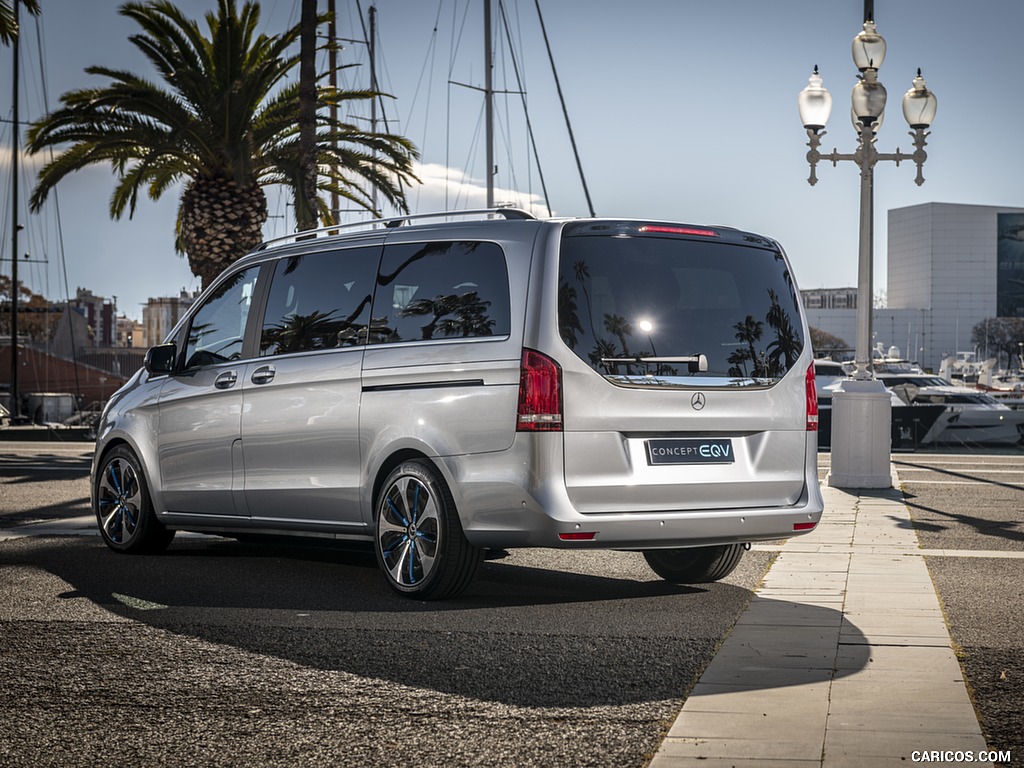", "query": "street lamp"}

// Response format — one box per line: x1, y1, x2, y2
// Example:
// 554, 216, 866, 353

798, 12, 936, 489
